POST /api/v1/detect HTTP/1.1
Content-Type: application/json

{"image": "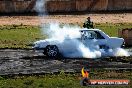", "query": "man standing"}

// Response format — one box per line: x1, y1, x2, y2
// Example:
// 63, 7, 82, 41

83, 17, 94, 29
